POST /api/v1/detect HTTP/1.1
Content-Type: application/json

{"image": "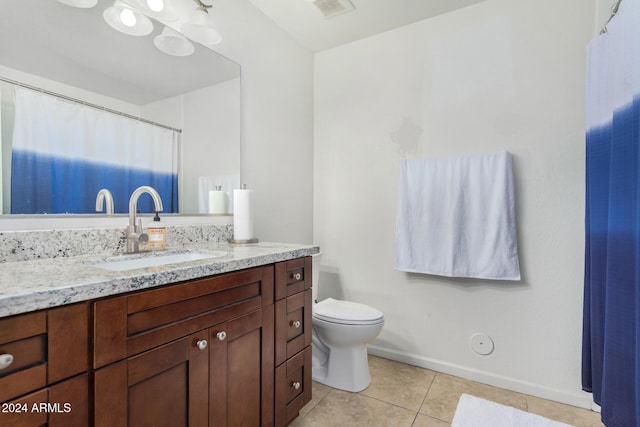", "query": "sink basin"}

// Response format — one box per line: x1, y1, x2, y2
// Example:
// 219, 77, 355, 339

85, 250, 227, 271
